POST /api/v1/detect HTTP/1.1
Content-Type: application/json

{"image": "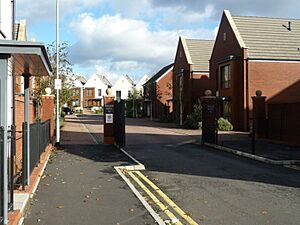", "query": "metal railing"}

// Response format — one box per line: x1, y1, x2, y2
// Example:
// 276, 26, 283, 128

29, 120, 50, 173
22, 120, 50, 189
0, 126, 4, 225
